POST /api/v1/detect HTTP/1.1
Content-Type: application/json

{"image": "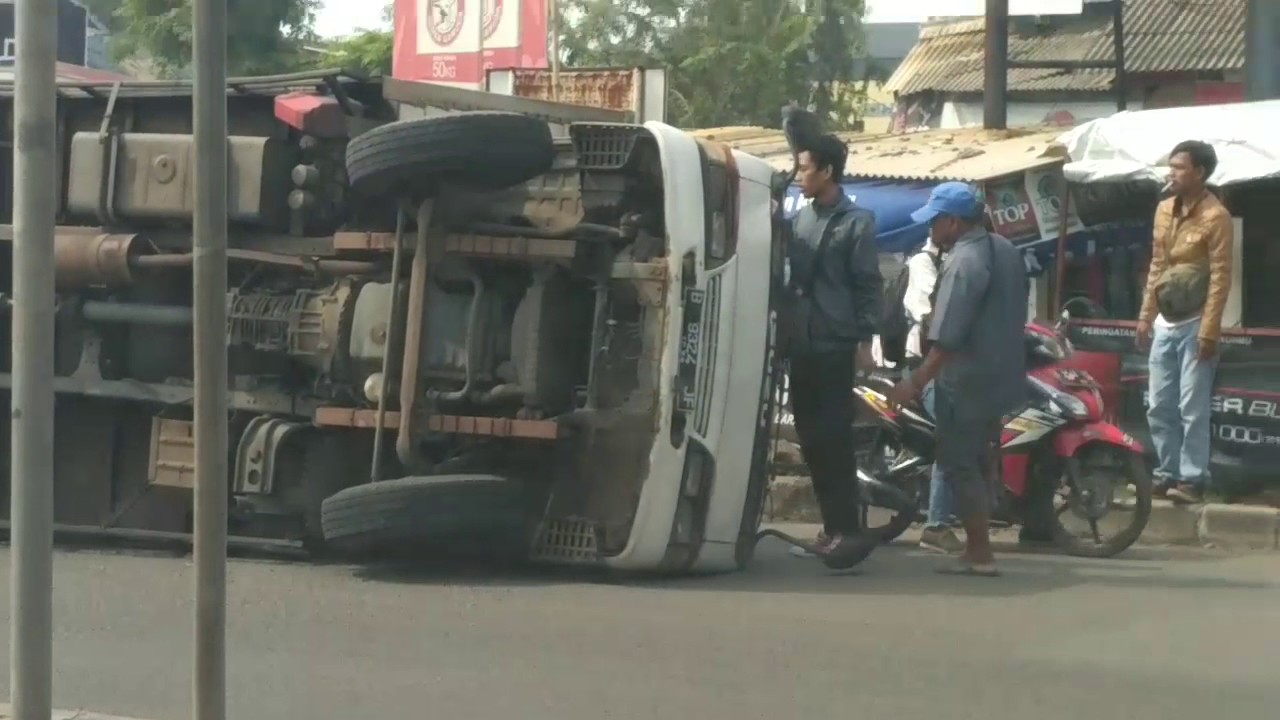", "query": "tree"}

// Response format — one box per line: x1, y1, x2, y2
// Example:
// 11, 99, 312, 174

320, 4, 394, 76
808, 0, 868, 126
90, 0, 321, 77
559, 0, 868, 129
